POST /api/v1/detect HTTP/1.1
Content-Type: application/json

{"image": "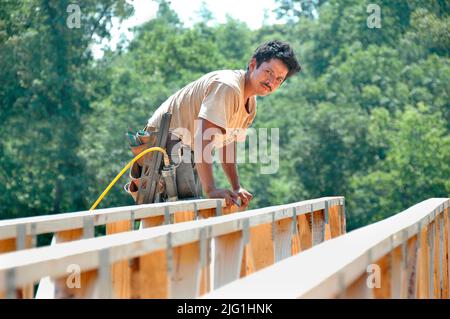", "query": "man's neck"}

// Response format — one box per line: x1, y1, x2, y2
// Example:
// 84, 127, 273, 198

244, 71, 256, 103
